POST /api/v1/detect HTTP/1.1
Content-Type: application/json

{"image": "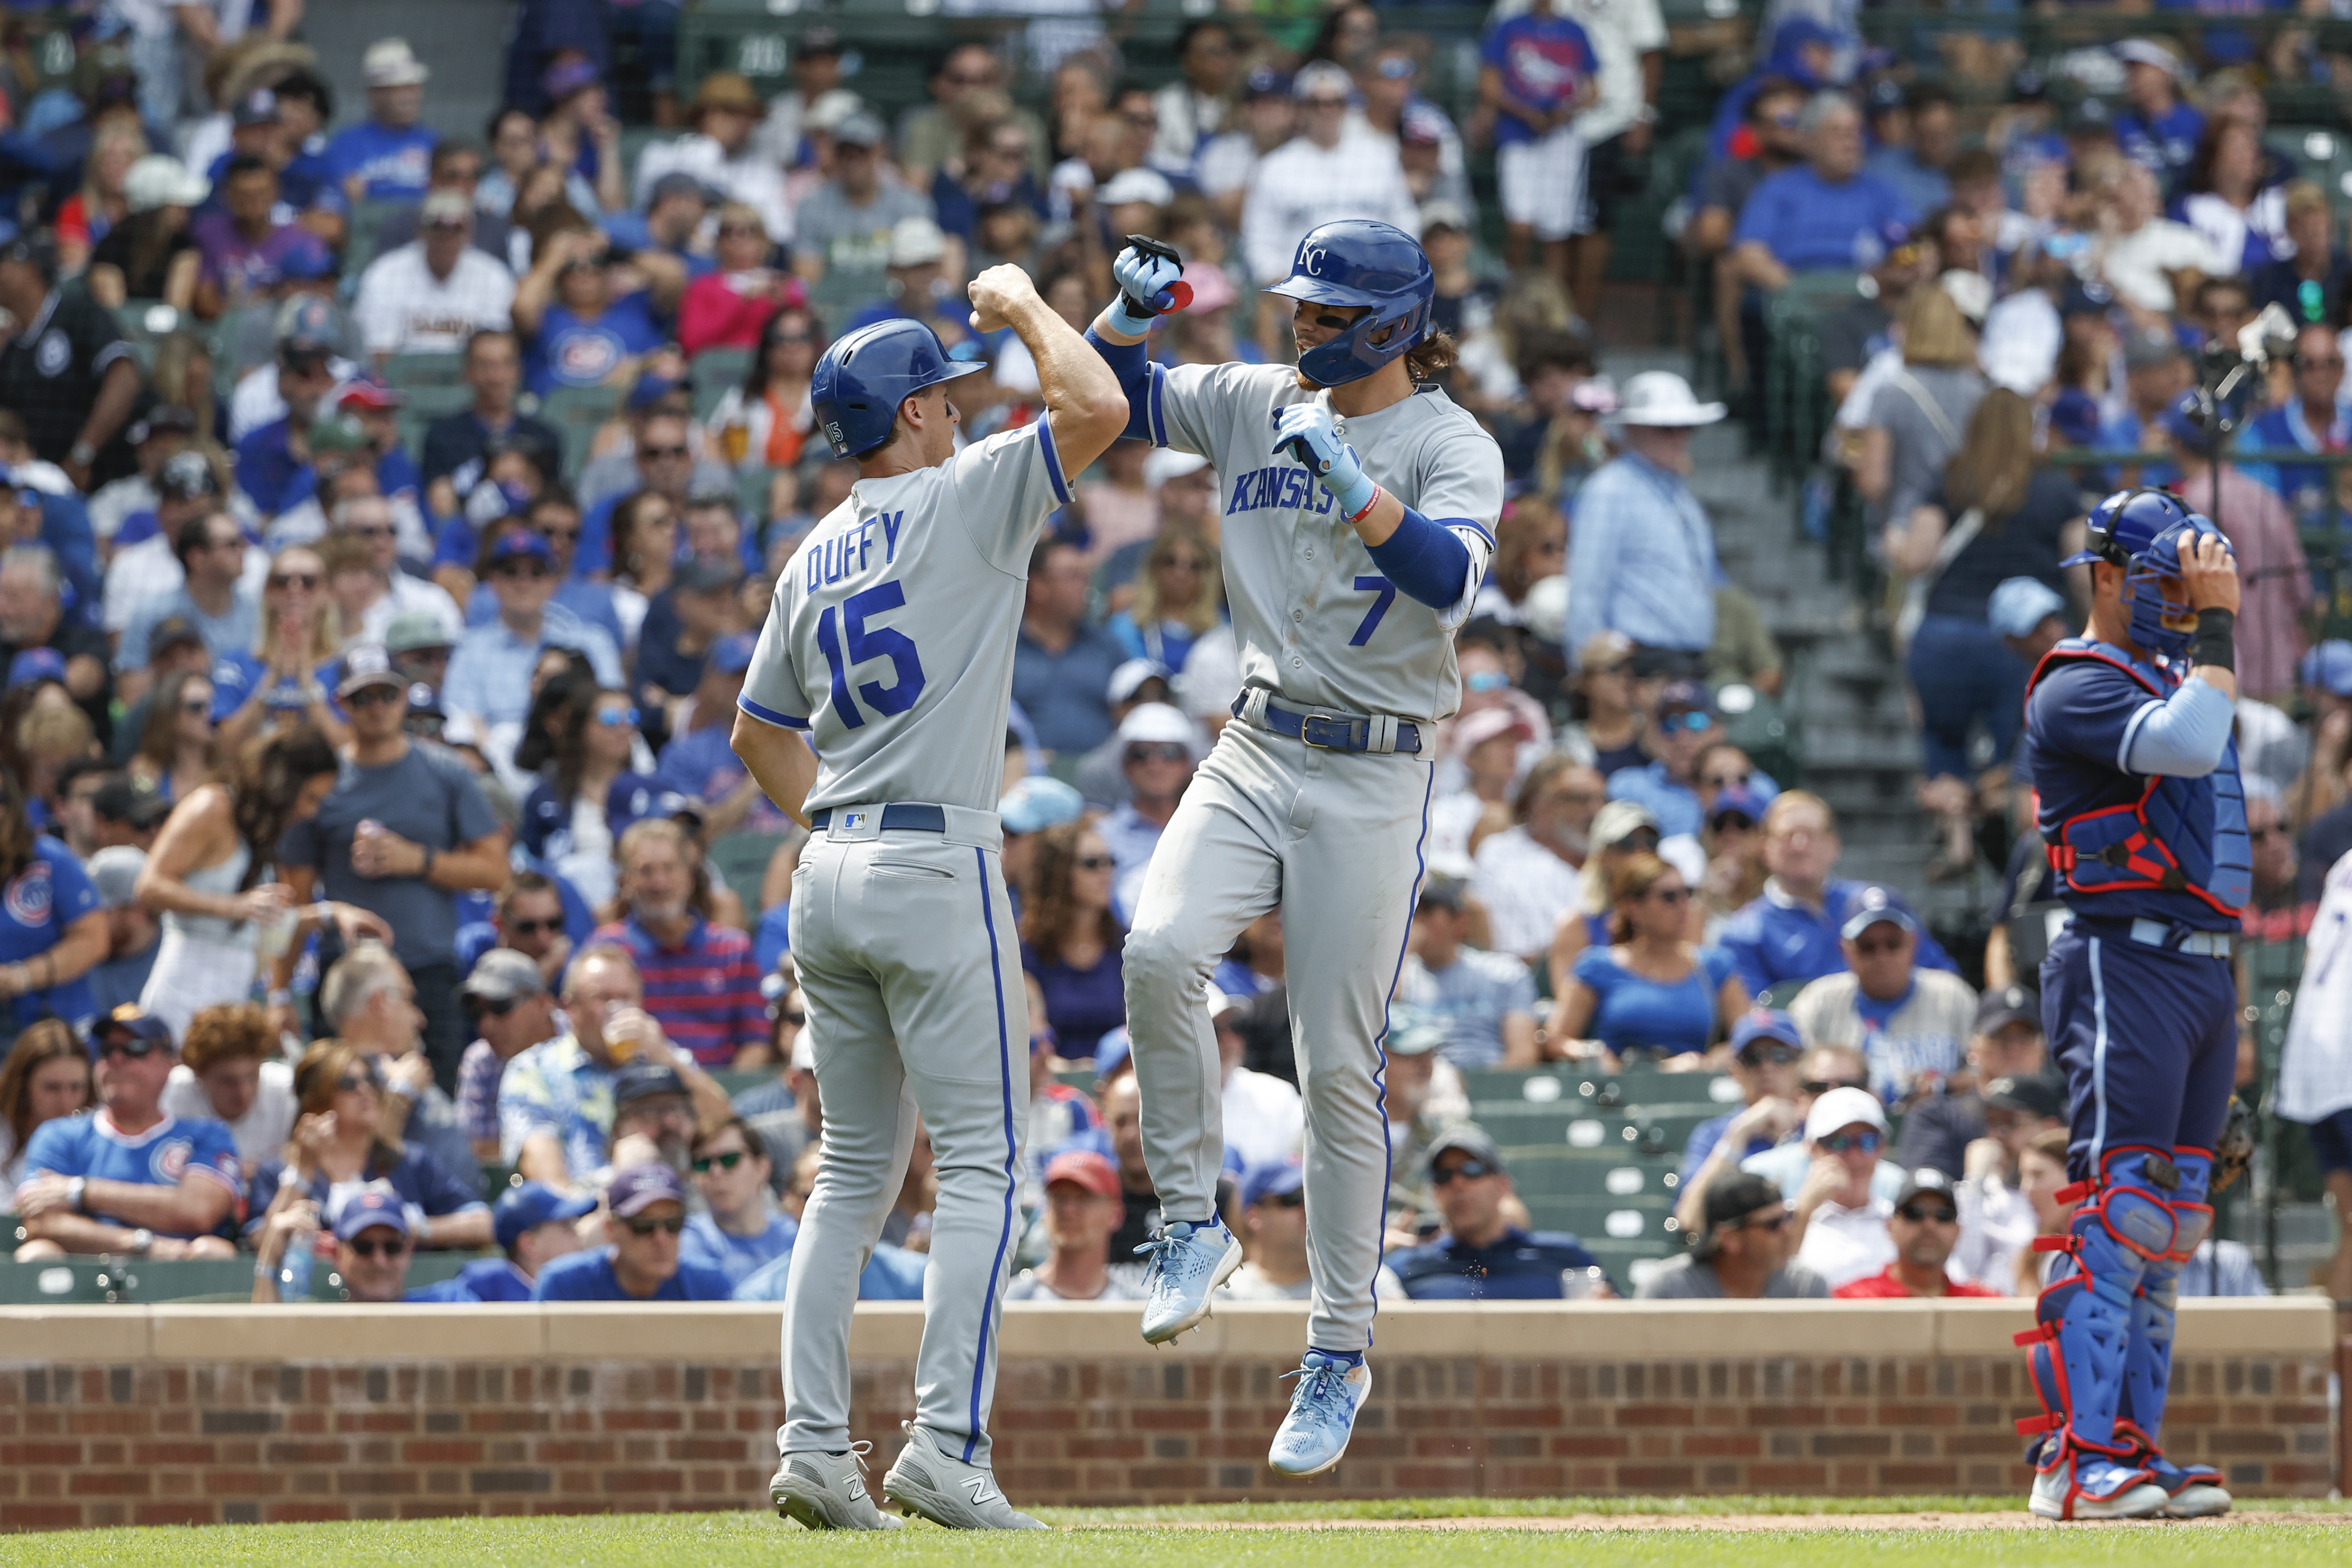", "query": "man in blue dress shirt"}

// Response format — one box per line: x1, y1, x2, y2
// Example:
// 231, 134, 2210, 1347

1564, 372, 1727, 677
